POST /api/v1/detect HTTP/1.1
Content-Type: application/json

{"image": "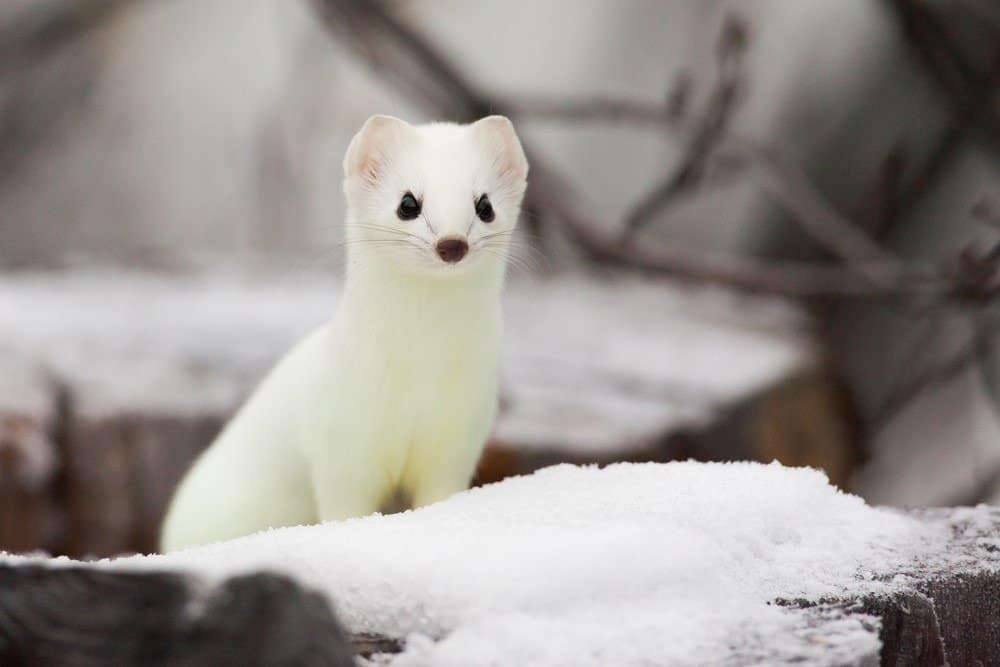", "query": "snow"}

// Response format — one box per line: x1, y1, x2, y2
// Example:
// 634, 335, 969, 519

0, 271, 971, 663
11, 461, 940, 666
0, 270, 811, 450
